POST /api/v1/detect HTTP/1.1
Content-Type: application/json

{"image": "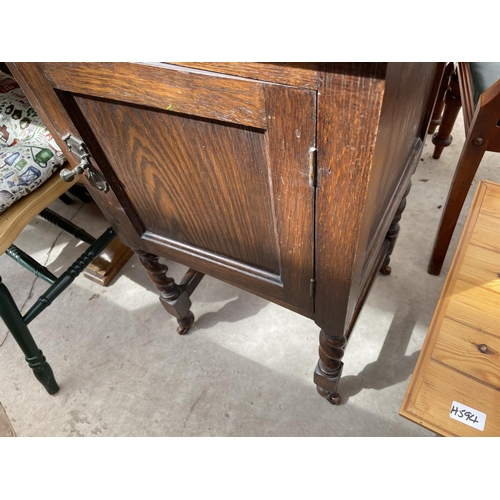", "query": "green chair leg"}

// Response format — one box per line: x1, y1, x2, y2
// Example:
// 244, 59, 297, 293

0, 276, 59, 395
